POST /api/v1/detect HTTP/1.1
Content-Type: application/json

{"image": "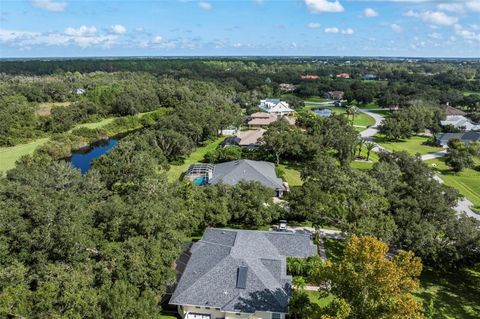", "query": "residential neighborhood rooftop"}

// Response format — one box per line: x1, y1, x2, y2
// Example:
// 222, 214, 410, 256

170, 228, 317, 314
